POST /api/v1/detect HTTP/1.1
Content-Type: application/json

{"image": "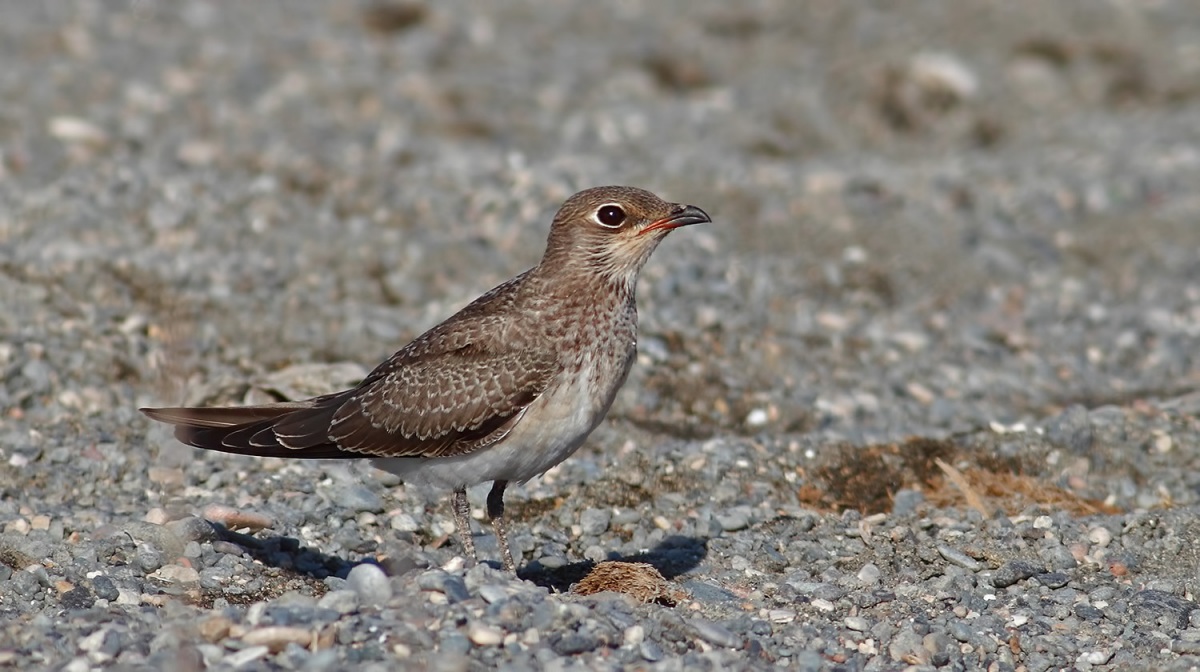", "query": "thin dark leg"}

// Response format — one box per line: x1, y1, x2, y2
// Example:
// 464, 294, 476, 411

451, 488, 476, 562
487, 480, 515, 572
